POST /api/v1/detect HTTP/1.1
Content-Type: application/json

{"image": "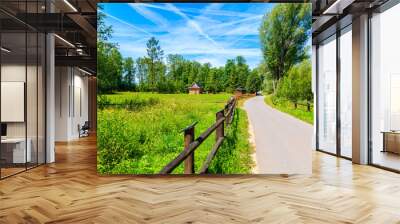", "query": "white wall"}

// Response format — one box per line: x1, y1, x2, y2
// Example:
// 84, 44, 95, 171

55, 66, 70, 141
72, 72, 89, 138
55, 66, 89, 141
1, 65, 42, 137
1, 65, 26, 139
